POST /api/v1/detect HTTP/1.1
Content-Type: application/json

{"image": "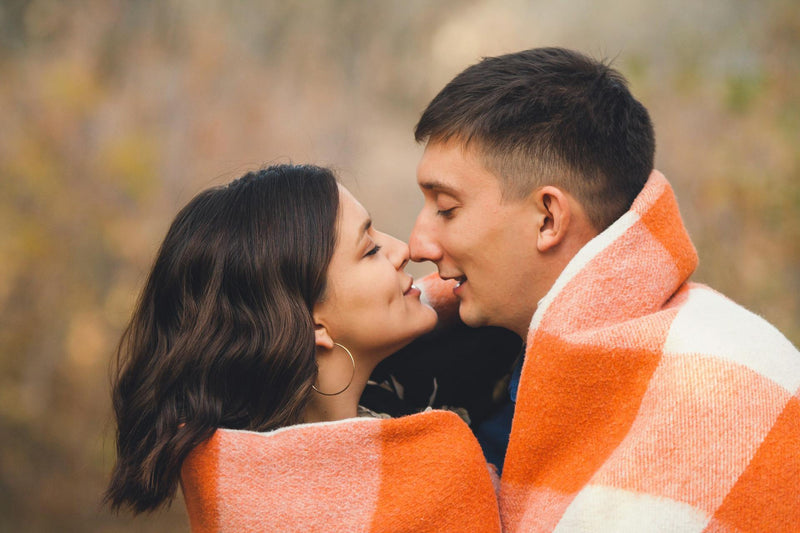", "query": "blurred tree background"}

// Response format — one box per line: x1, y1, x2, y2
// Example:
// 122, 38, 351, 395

0, 0, 797, 530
